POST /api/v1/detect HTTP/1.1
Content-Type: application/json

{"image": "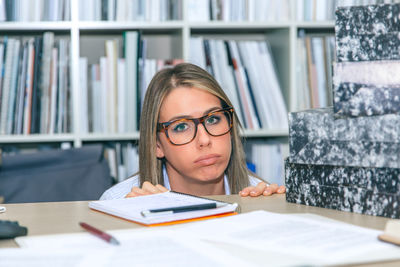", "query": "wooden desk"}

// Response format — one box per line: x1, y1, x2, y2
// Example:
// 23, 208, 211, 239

0, 194, 398, 266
